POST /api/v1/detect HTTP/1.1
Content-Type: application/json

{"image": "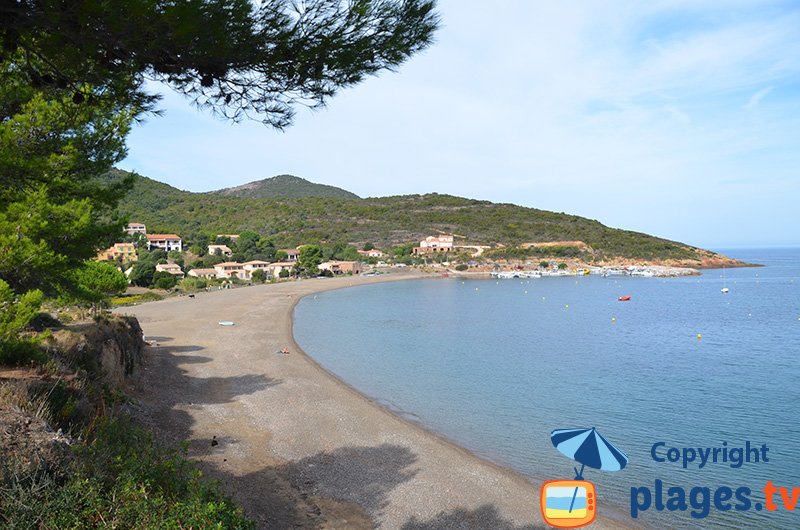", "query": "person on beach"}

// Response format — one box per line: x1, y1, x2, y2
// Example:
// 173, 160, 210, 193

280, 347, 290, 354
